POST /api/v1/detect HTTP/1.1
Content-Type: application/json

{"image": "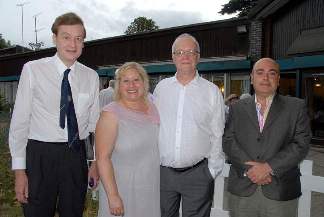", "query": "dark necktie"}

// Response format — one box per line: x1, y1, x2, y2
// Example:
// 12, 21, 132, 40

59, 69, 81, 151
